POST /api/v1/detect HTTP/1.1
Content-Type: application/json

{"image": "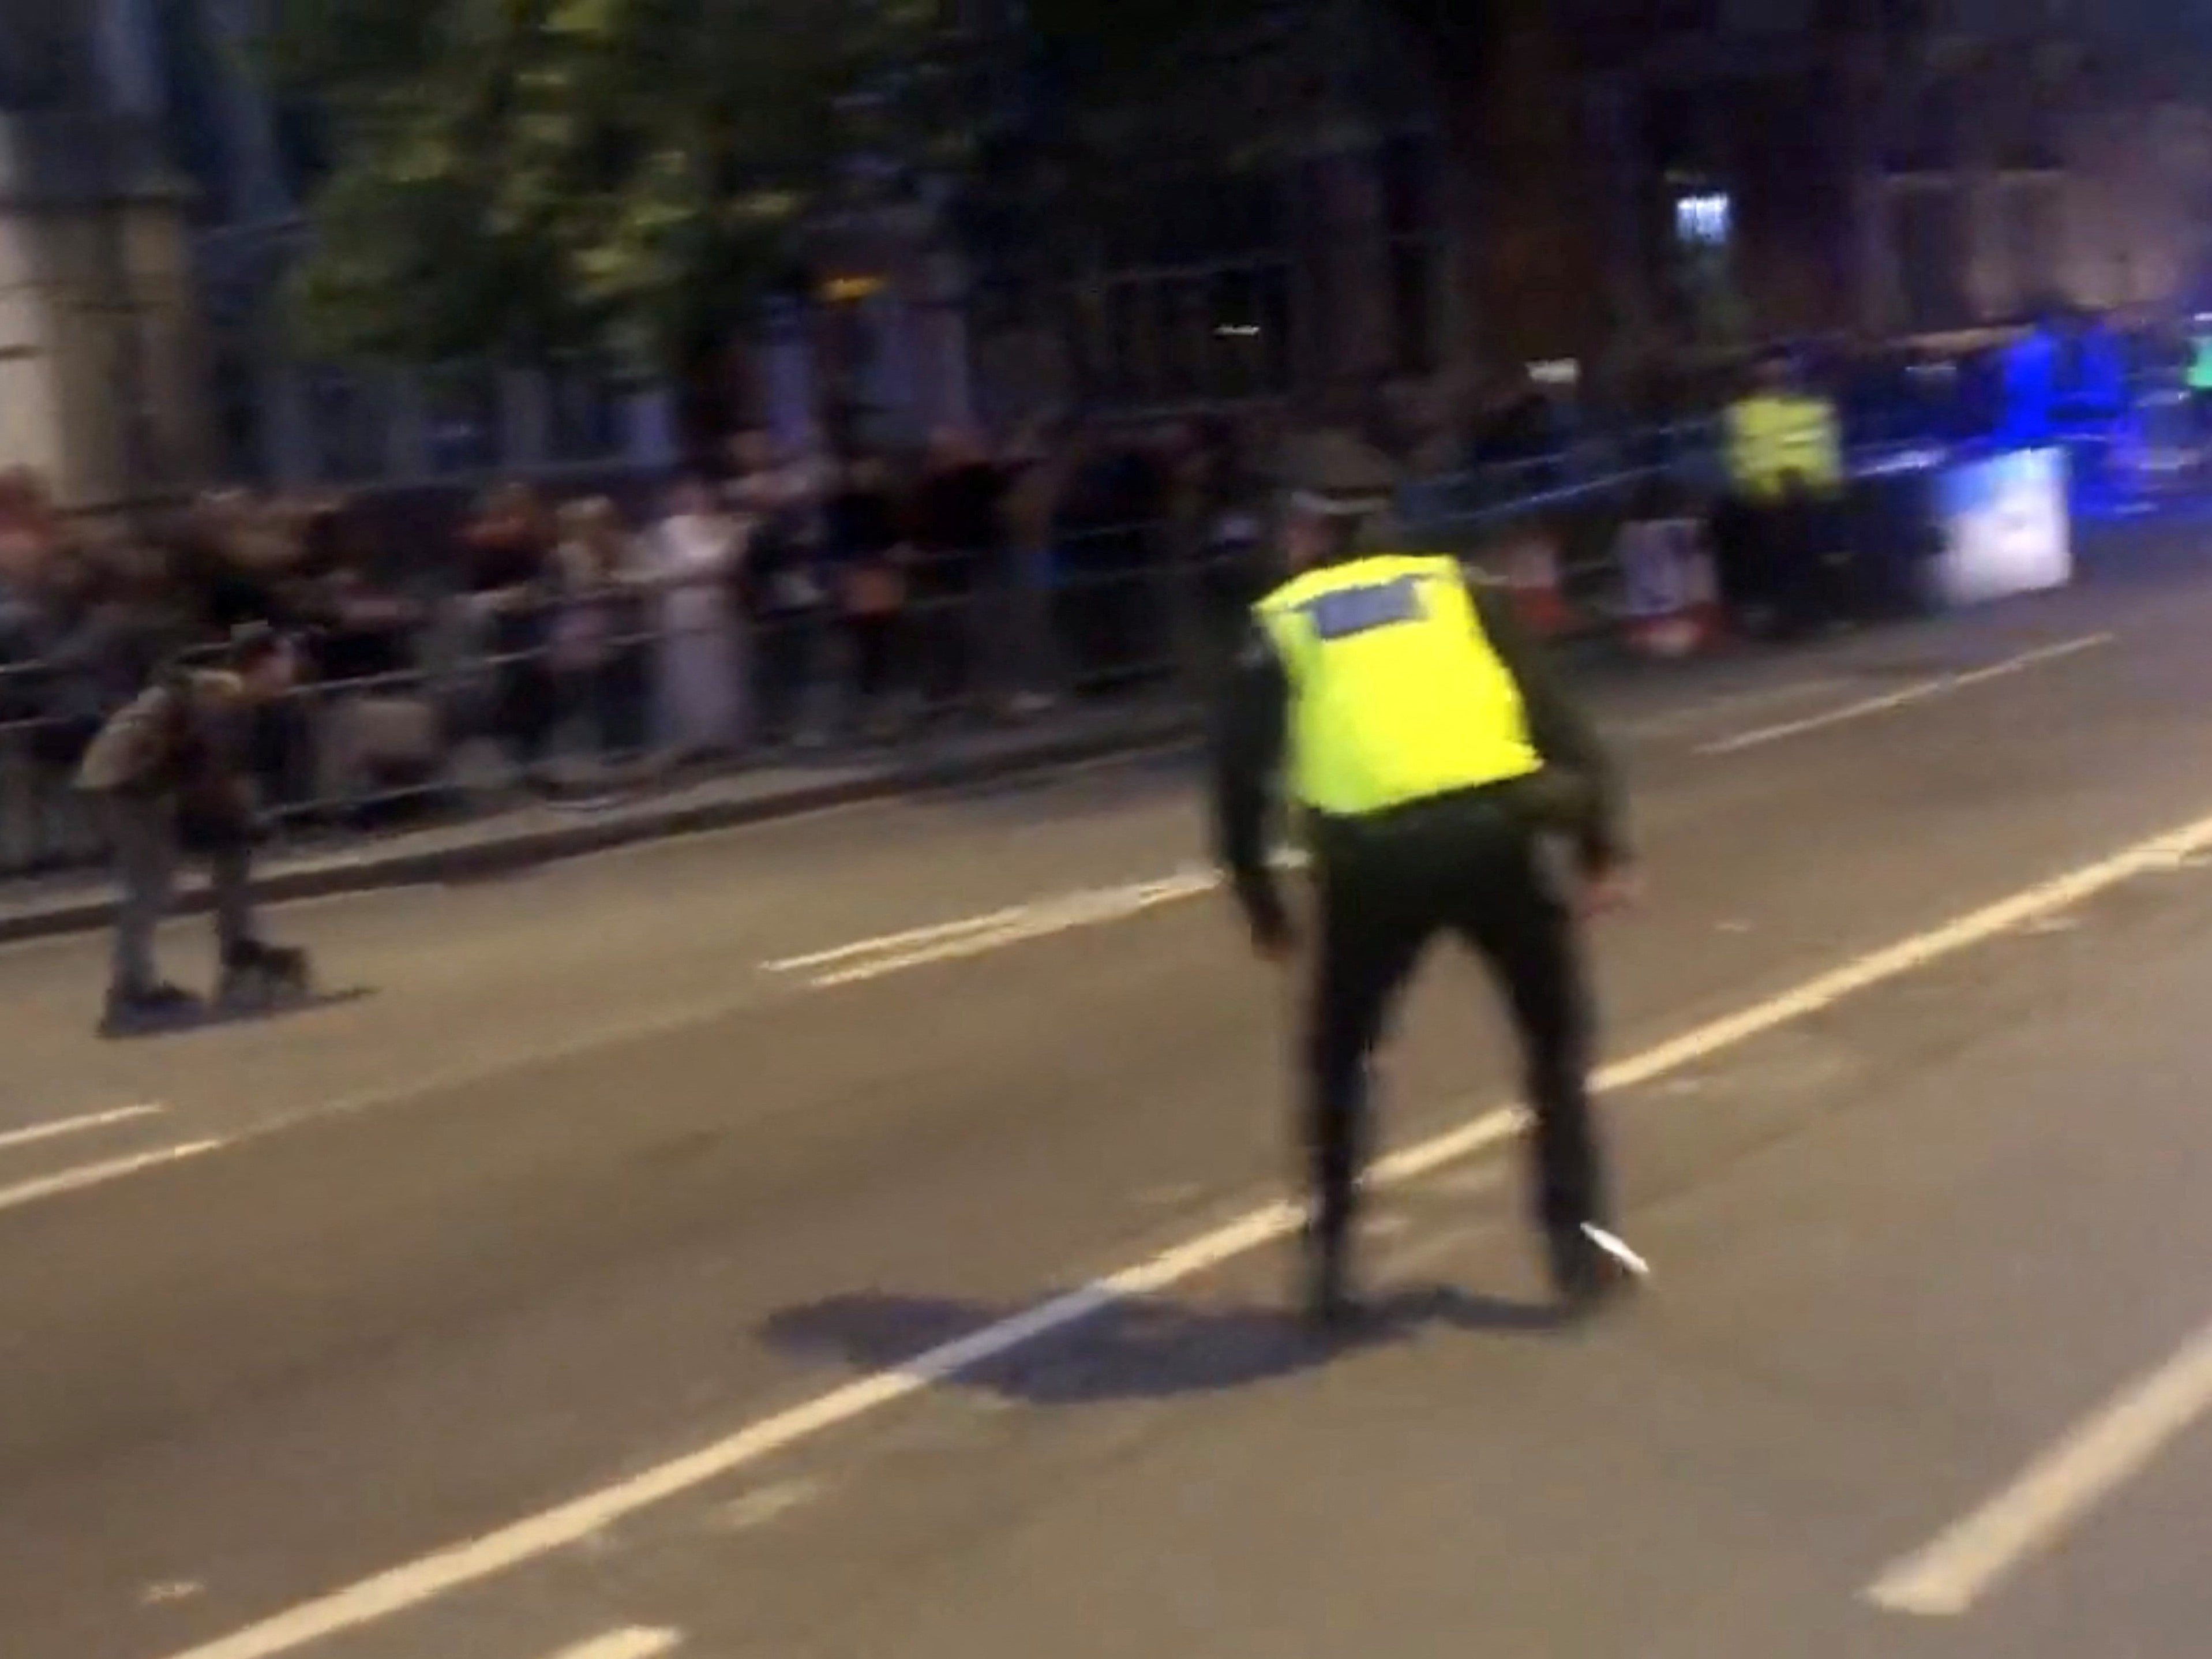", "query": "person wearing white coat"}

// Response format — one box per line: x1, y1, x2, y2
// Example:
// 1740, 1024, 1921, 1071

650, 477, 748, 758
